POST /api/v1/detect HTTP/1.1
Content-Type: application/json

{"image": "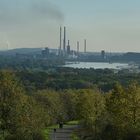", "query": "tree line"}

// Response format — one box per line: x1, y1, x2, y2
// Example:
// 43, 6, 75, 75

16, 68, 140, 93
